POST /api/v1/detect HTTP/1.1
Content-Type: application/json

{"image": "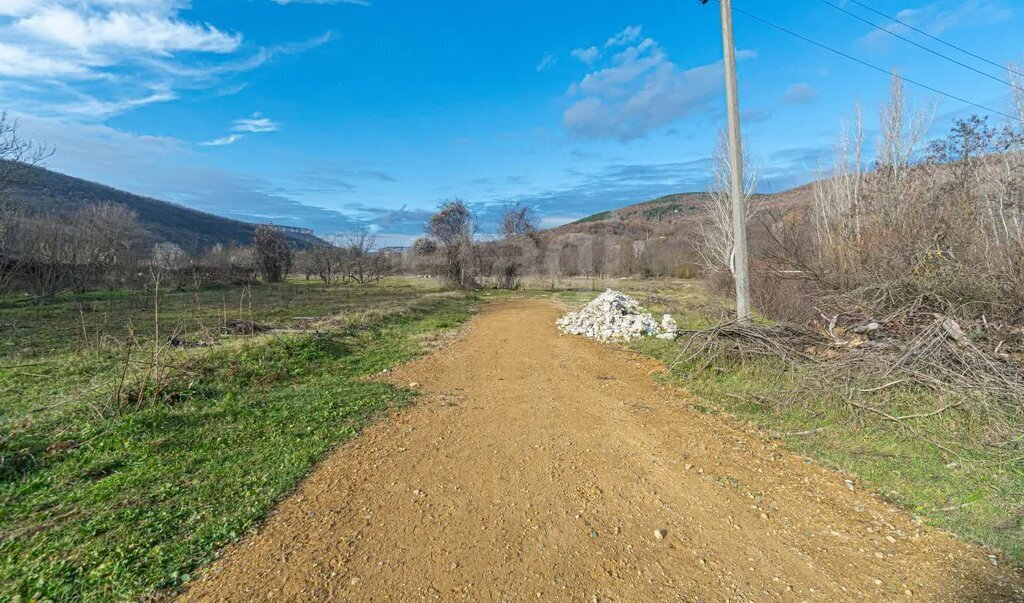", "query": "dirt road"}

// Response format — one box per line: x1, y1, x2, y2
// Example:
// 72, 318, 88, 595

183, 299, 1023, 601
